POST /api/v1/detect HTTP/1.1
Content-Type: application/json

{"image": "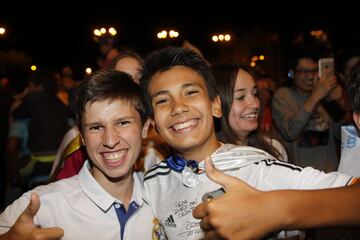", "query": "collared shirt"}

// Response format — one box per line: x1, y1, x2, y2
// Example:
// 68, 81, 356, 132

144, 144, 357, 240
0, 161, 154, 239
